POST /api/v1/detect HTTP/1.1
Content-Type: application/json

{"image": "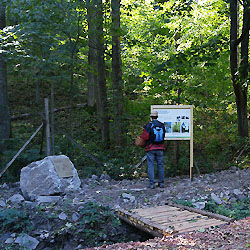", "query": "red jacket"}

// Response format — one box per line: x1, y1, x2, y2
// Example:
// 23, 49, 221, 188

140, 120, 166, 152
